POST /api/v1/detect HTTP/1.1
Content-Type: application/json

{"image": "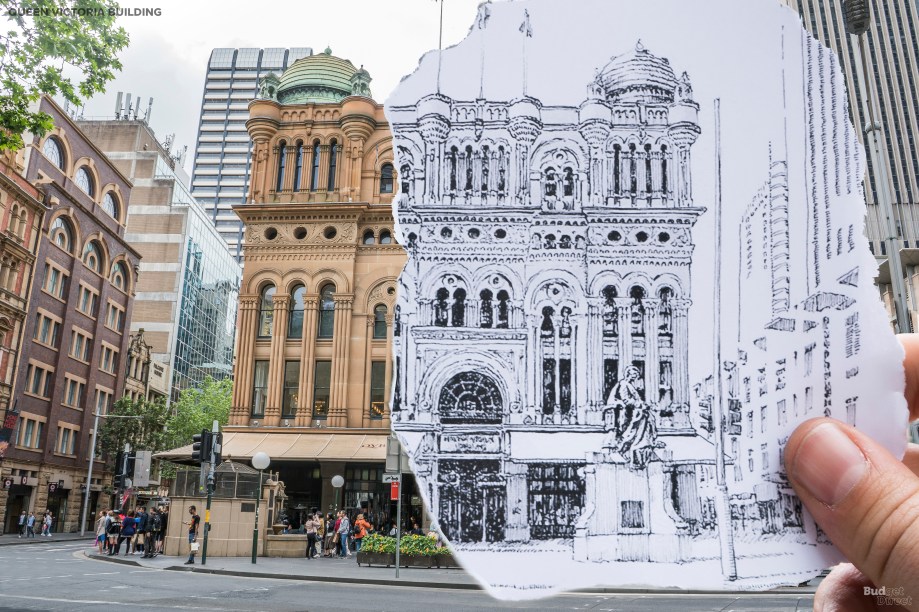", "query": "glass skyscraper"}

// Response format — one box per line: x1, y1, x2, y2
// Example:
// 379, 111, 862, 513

191, 47, 313, 261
